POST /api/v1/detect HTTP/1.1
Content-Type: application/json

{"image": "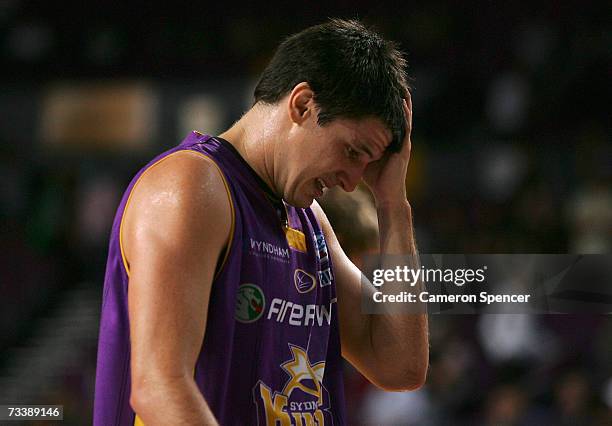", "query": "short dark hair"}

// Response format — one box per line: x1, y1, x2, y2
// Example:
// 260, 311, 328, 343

254, 19, 409, 152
